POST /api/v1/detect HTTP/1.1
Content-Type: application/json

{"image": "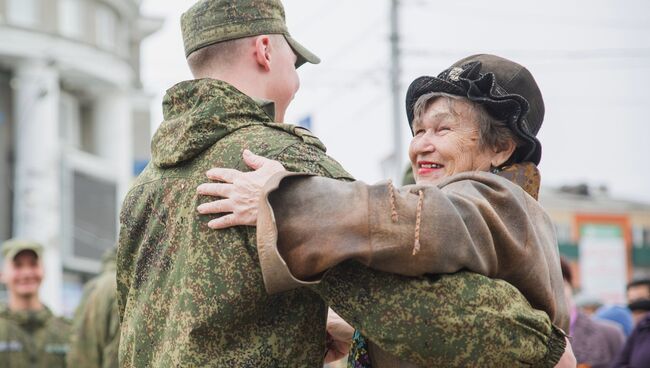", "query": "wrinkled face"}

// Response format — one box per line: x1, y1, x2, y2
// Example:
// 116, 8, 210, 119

267, 36, 300, 121
409, 97, 495, 185
2, 251, 43, 298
